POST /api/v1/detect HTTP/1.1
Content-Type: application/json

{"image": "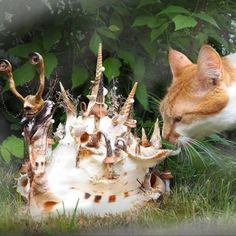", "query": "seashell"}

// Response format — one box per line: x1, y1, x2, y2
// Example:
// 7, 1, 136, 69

16, 174, 30, 200
112, 82, 138, 126
124, 118, 137, 129
141, 128, 151, 147
89, 103, 108, 119
150, 118, 161, 148
86, 131, 102, 148
86, 43, 106, 115
141, 171, 165, 201
15, 48, 179, 219
59, 82, 76, 117
160, 170, 173, 180
119, 82, 138, 117
89, 72, 108, 121
54, 123, 65, 141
